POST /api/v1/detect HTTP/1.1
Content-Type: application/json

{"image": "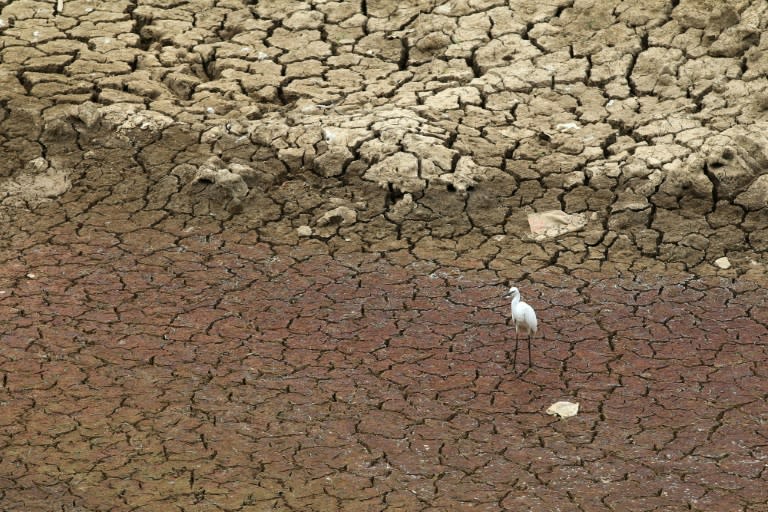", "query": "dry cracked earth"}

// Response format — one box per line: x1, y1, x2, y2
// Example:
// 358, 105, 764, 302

1, 0, 768, 511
